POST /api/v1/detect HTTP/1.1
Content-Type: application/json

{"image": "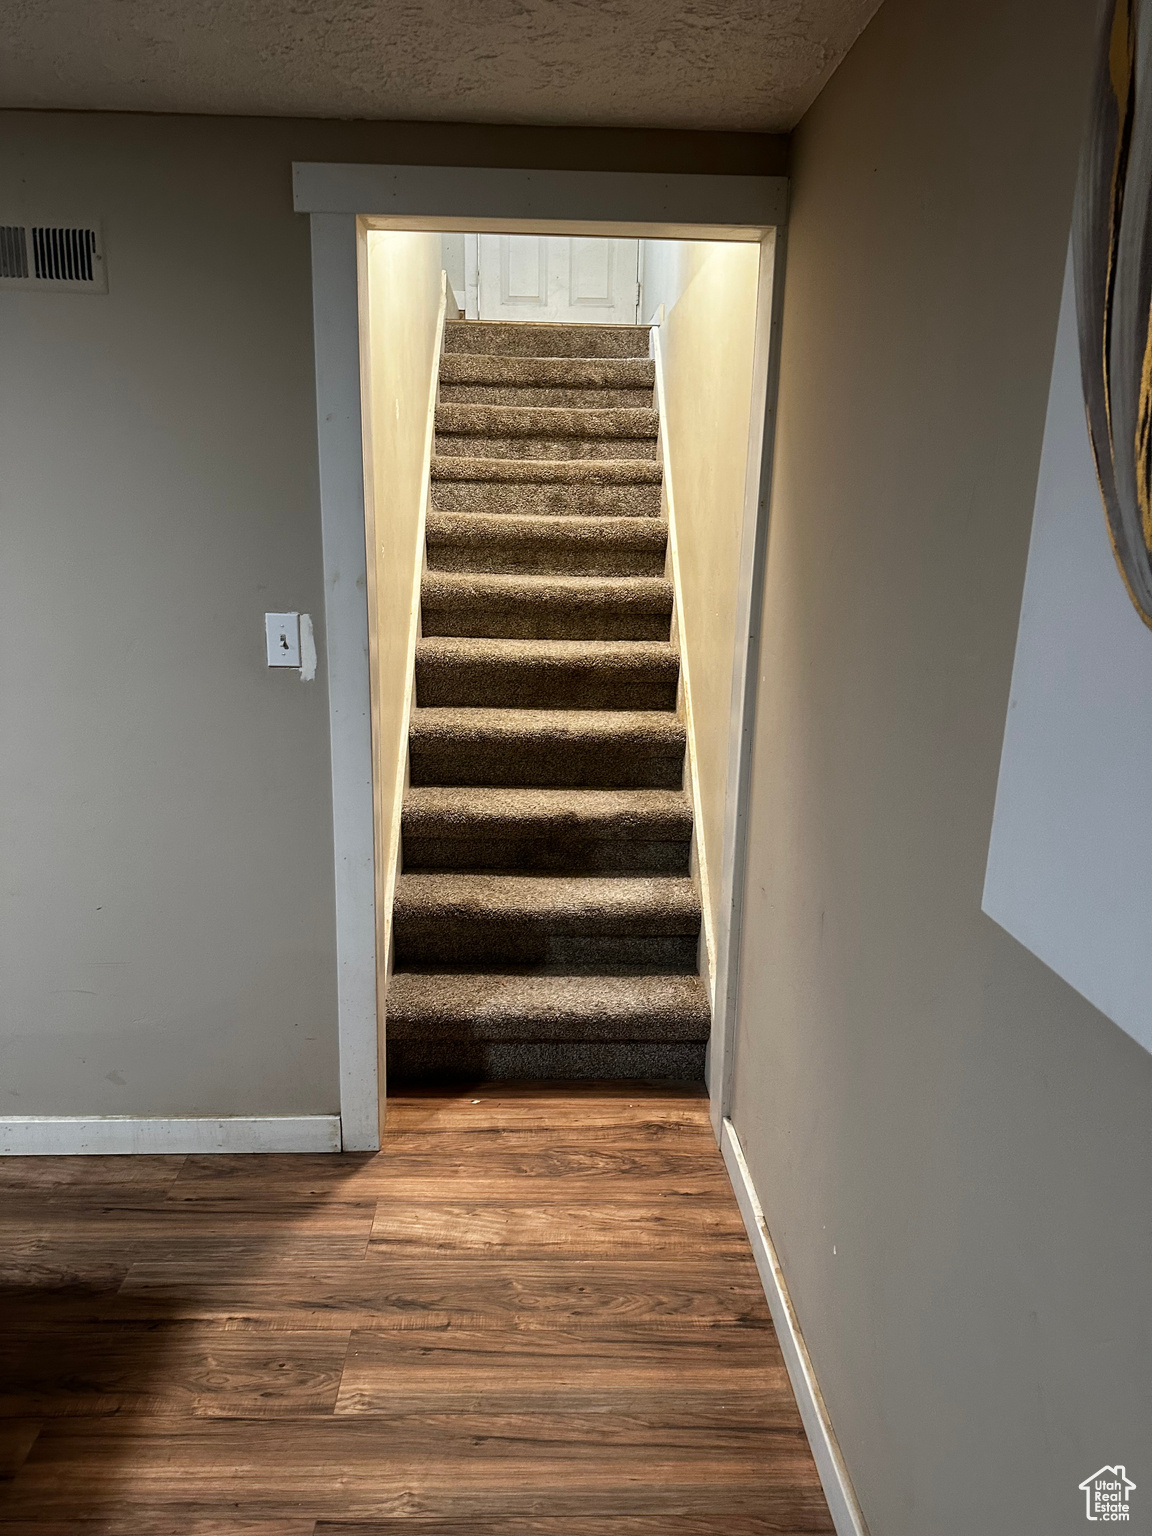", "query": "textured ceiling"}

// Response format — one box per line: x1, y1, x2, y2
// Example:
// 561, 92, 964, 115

0, 0, 883, 133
